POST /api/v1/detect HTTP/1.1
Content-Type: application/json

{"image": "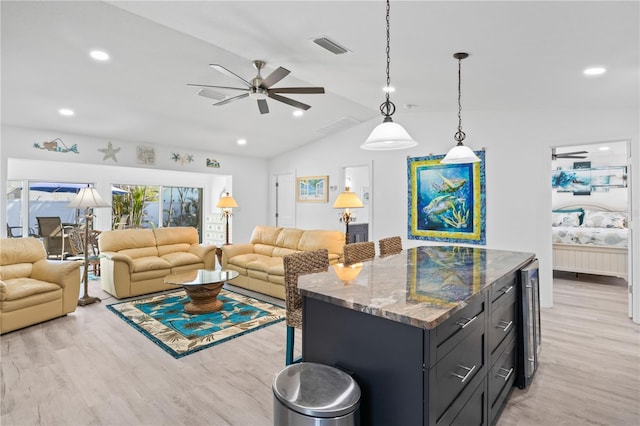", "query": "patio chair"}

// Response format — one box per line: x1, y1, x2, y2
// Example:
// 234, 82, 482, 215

343, 241, 376, 265
283, 249, 329, 365
36, 217, 72, 259
67, 227, 102, 276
